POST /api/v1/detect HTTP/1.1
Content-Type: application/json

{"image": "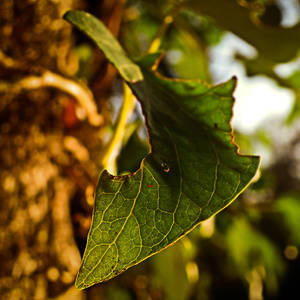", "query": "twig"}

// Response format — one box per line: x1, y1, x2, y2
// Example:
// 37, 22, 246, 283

0, 70, 103, 126
147, 5, 180, 54
0, 50, 17, 68
101, 82, 135, 173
